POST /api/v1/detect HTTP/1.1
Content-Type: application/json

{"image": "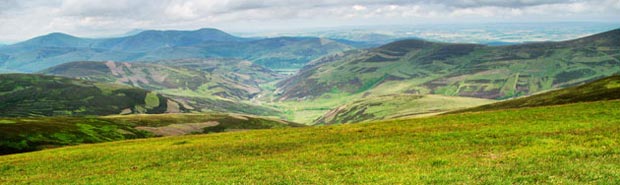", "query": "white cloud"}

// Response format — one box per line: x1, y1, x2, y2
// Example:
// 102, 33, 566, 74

165, 1, 198, 19
352, 5, 367, 11
0, 0, 618, 42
